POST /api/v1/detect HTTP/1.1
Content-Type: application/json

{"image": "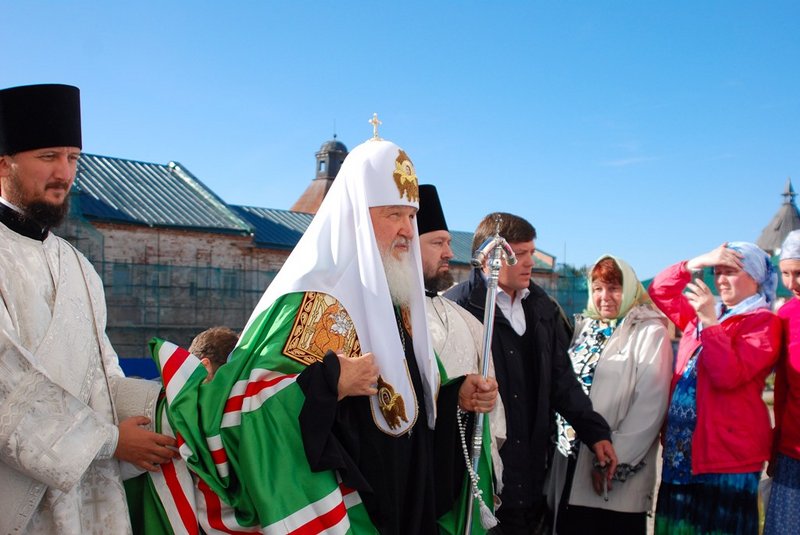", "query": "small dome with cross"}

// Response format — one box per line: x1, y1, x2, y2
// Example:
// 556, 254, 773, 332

319, 138, 348, 153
